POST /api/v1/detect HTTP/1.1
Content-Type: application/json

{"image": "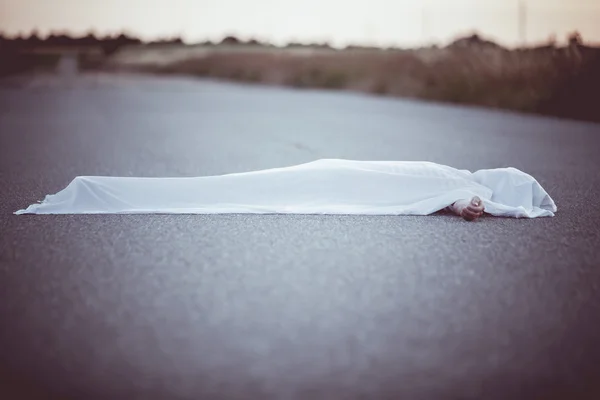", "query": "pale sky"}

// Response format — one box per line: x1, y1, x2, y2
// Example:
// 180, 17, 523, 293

1, 0, 599, 47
